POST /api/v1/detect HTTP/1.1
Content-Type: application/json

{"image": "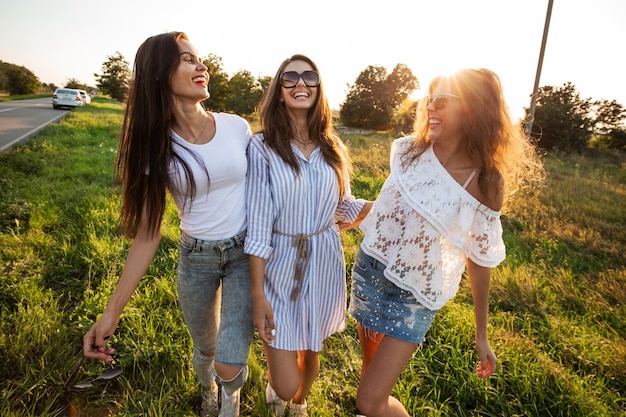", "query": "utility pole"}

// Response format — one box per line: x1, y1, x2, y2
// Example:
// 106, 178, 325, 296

525, 0, 554, 137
